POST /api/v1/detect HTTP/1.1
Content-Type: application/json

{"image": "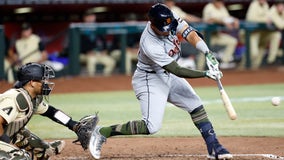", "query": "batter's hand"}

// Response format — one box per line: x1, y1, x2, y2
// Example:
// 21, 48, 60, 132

205, 69, 223, 80
205, 51, 219, 66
